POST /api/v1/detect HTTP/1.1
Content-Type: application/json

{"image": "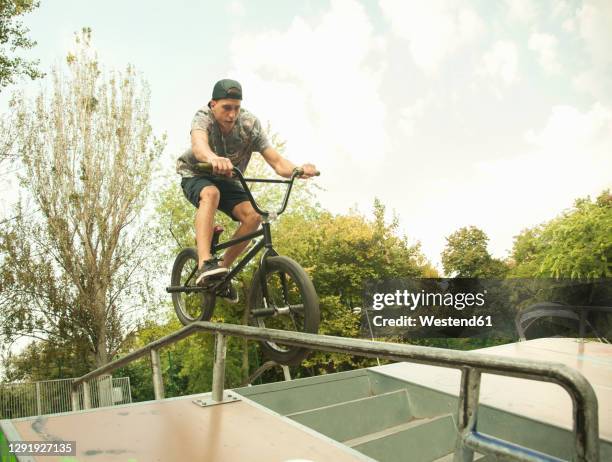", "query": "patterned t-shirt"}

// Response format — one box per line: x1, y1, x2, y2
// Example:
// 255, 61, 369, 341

176, 107, 271, 178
